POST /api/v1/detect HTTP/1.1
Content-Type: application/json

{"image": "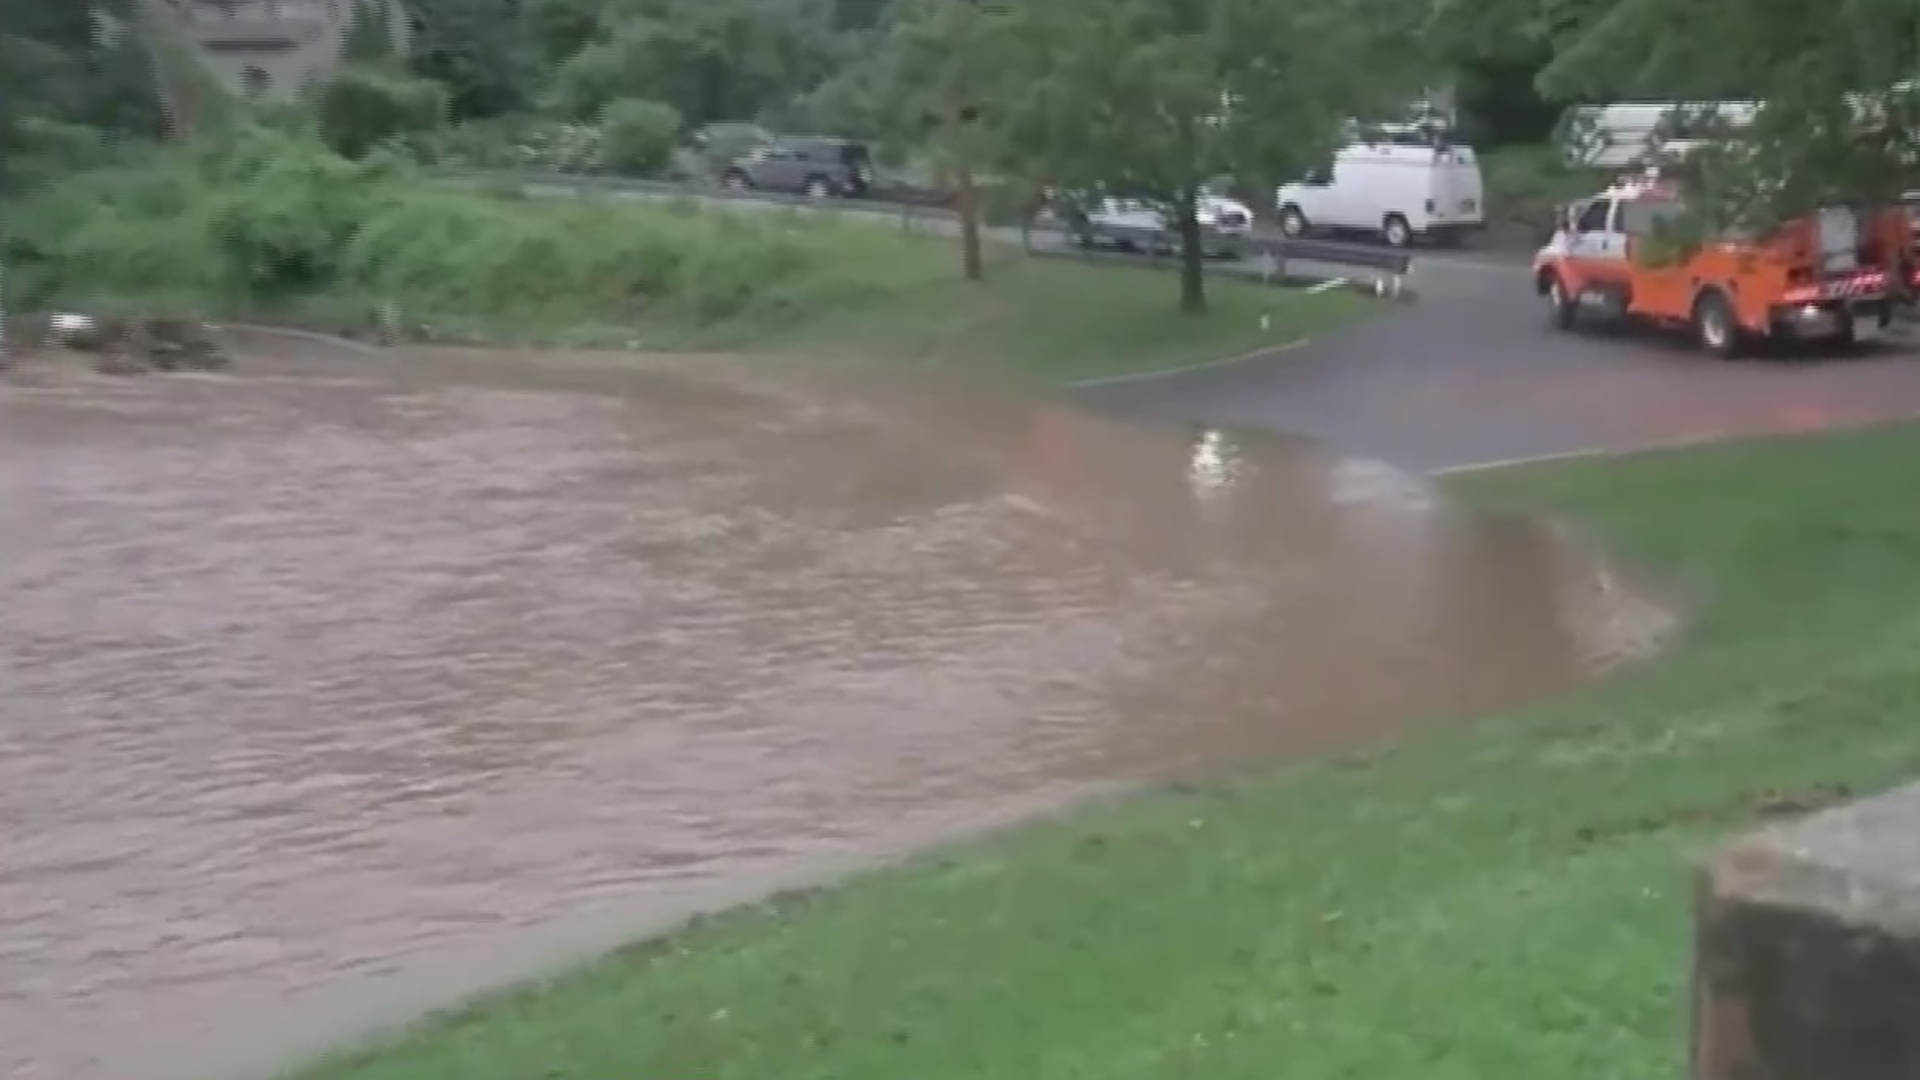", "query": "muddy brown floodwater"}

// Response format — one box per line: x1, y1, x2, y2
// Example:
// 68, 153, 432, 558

0, 338, 1675, 1080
